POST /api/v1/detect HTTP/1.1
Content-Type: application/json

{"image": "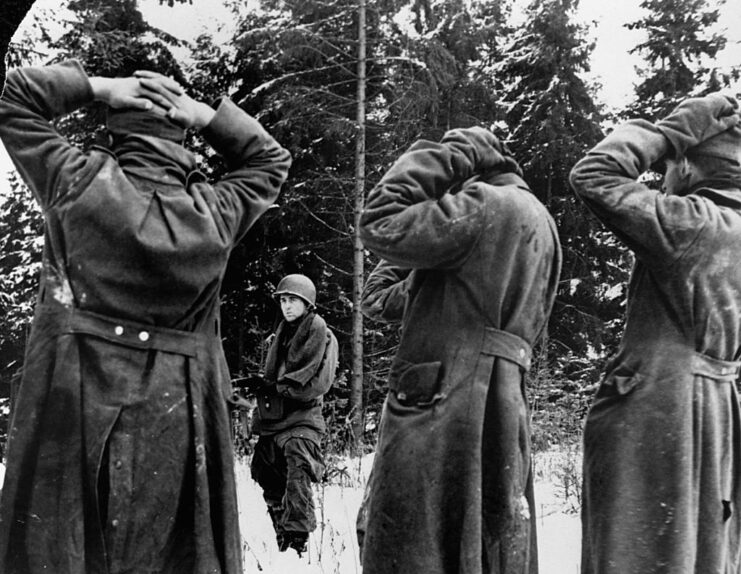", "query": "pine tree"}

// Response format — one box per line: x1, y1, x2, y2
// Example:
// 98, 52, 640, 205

0, 175, 43, 410
496, 0, 630, 429
624, 0, 734, 120
497, 0, 601, 204
186, 0, 516, 447
187, 0, 384, 448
